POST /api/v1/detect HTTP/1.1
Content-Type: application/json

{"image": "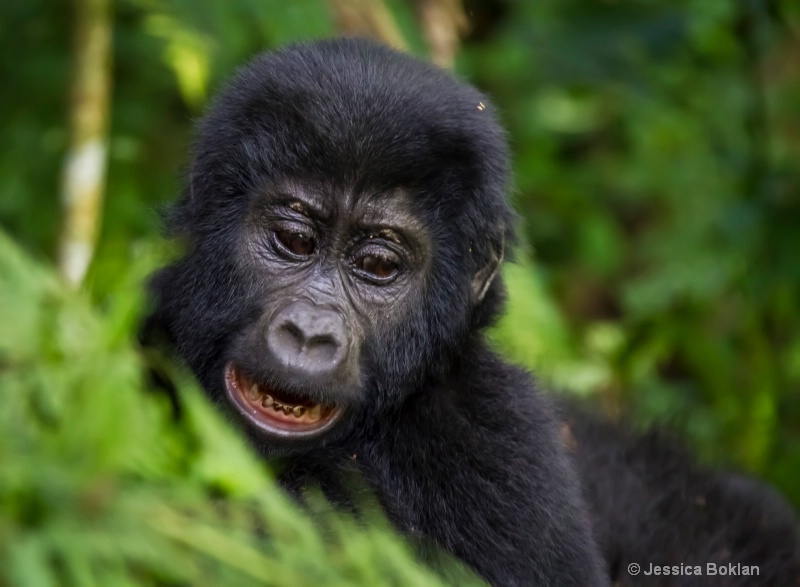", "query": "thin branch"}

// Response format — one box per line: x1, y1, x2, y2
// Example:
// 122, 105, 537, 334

416, 0, 468, 69
736, 0, 772, 200
326, 0, 407, 50
58, 0, 113, 287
